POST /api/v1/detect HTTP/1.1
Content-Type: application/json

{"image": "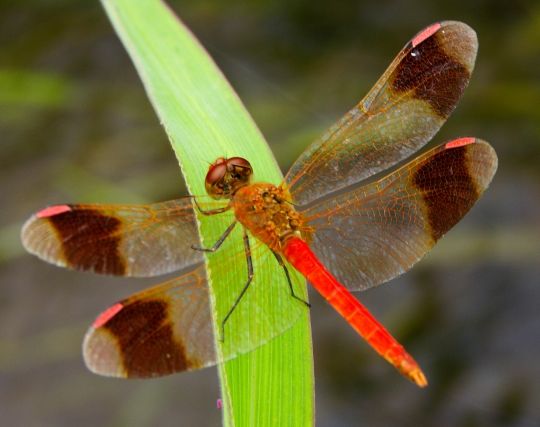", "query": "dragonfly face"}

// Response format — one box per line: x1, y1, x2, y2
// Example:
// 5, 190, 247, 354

205, 157, 253, 199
